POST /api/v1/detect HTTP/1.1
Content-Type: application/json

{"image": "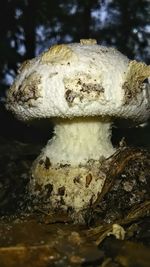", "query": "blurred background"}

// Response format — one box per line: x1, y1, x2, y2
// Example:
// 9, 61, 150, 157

0, 0, 150, 146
